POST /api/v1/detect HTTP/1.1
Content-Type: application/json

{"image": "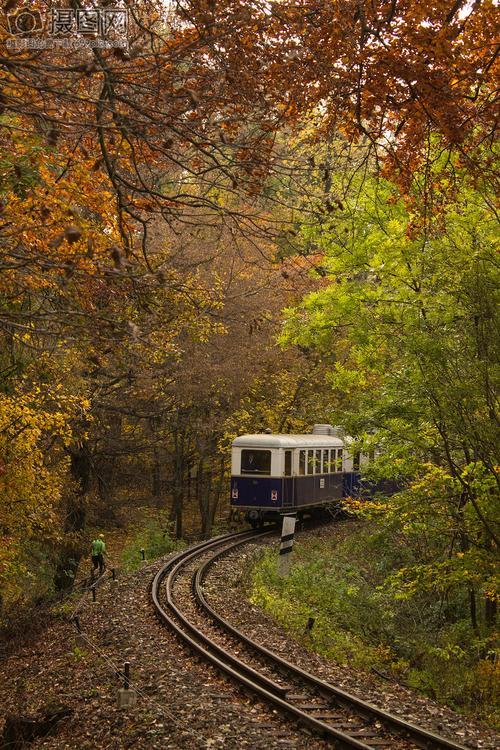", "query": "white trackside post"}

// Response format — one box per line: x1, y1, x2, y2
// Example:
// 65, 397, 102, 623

278, 514, 297, 576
